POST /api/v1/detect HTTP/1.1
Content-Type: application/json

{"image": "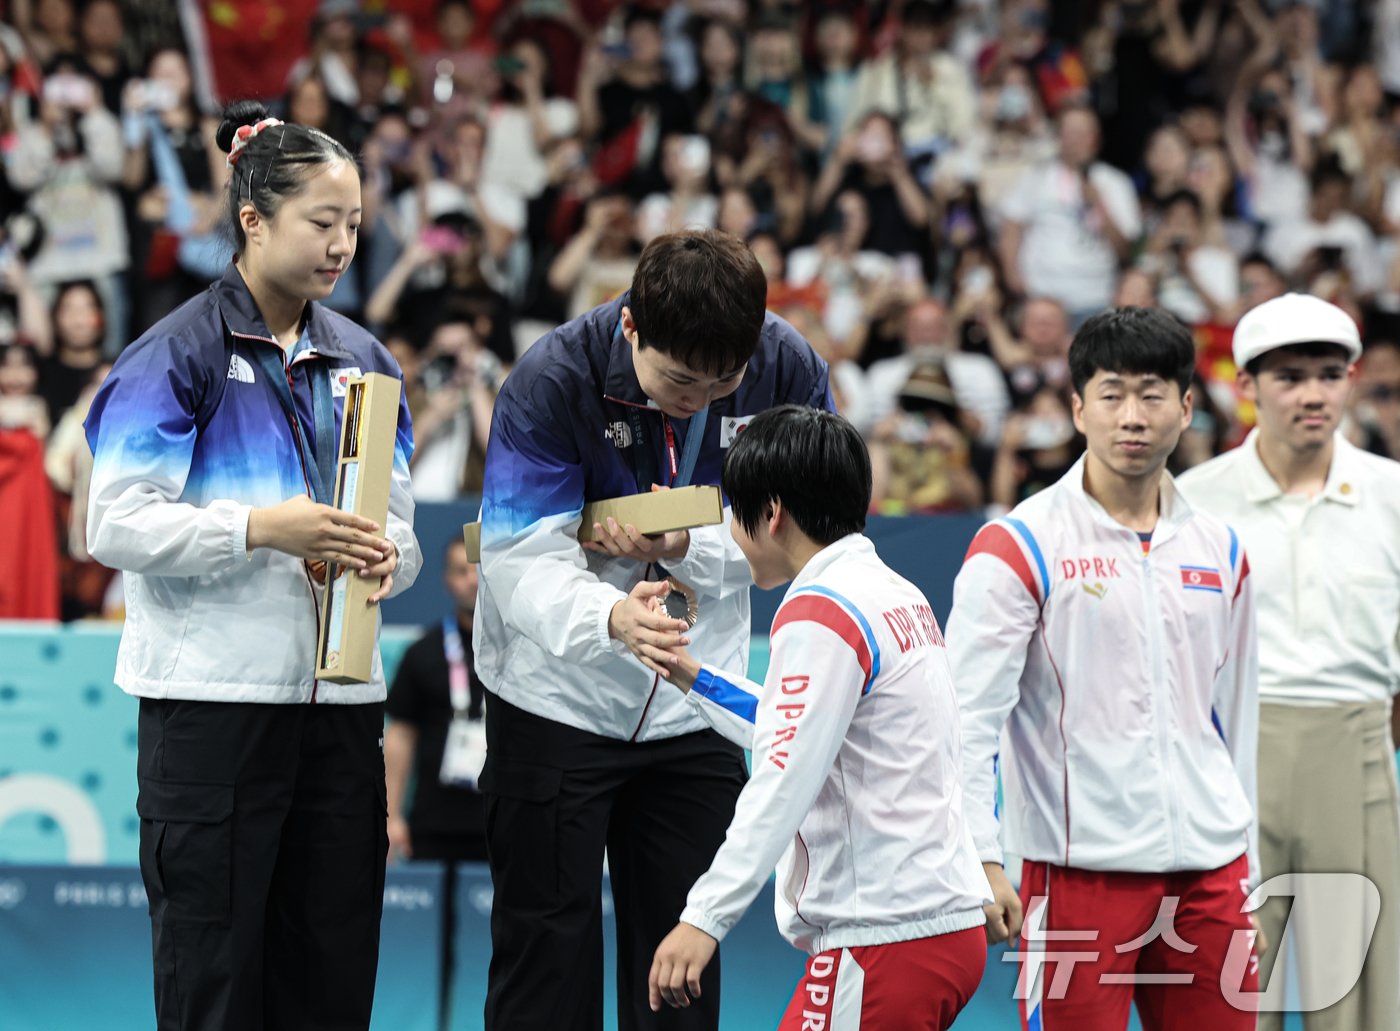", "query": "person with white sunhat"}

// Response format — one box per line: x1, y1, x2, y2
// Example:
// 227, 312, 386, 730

1178, 292, 1400, 1031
